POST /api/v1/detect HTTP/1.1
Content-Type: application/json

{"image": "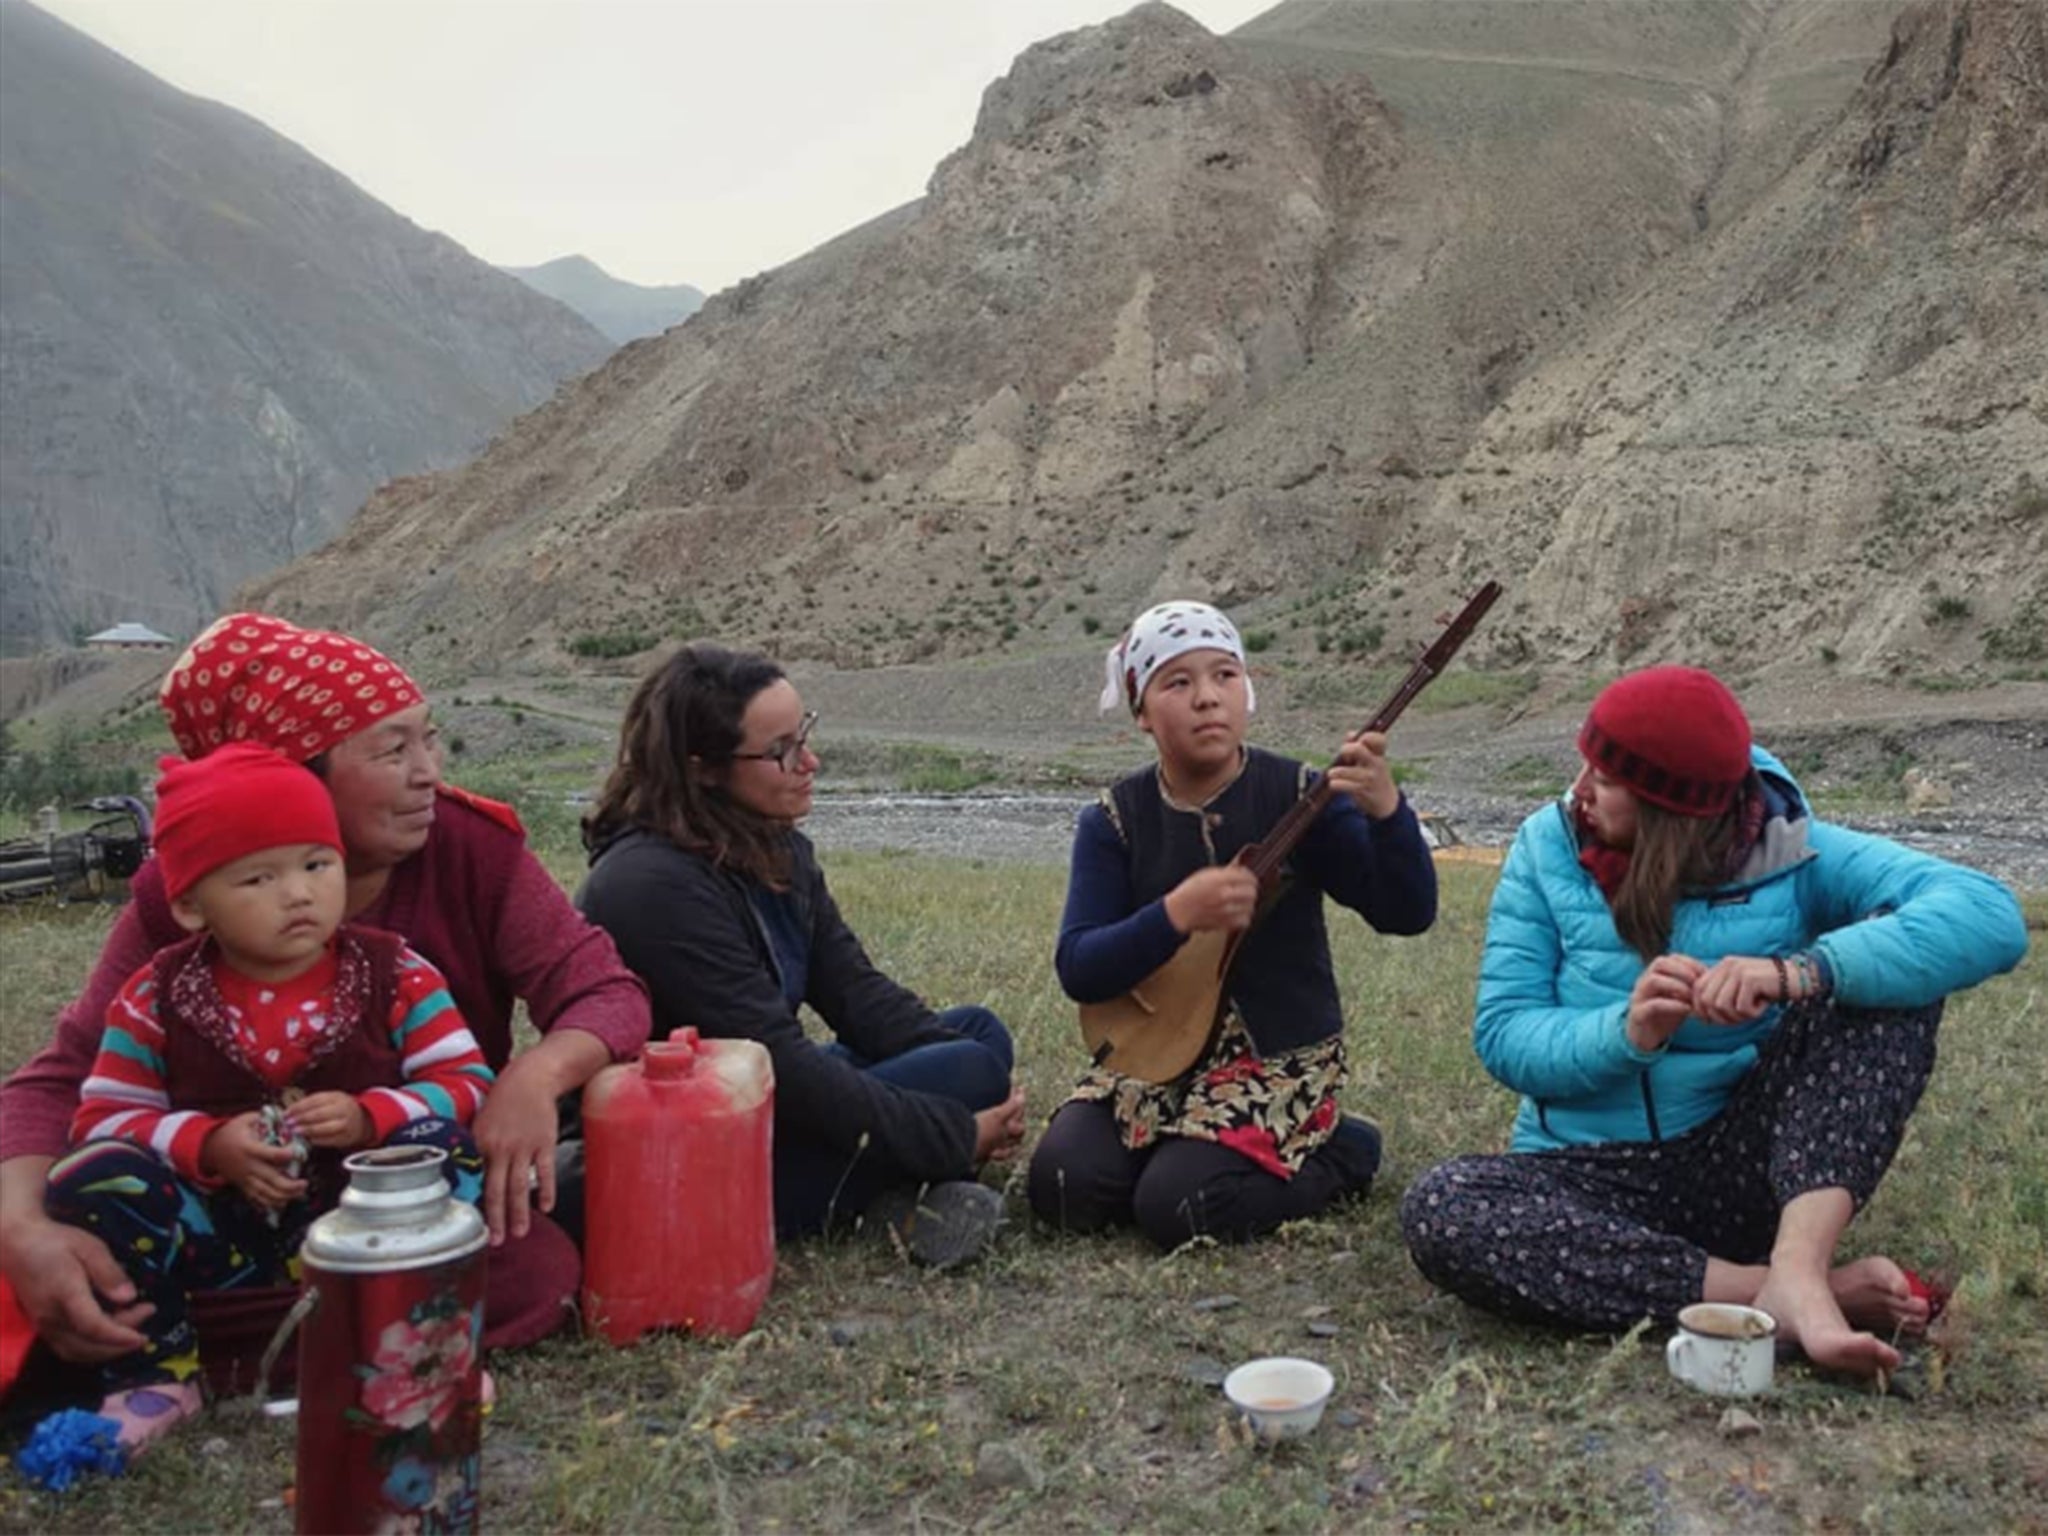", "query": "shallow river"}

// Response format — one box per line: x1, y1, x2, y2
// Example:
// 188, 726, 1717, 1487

802, 791, 2048, 892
